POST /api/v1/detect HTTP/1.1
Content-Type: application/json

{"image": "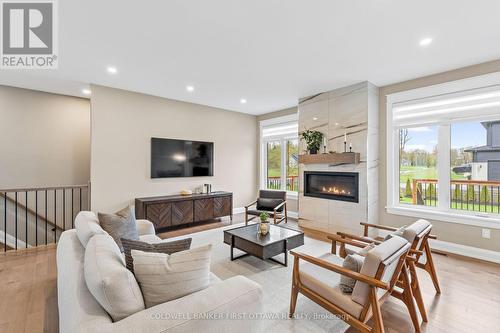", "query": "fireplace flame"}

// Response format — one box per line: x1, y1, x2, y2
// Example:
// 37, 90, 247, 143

322, 186, 351, 195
